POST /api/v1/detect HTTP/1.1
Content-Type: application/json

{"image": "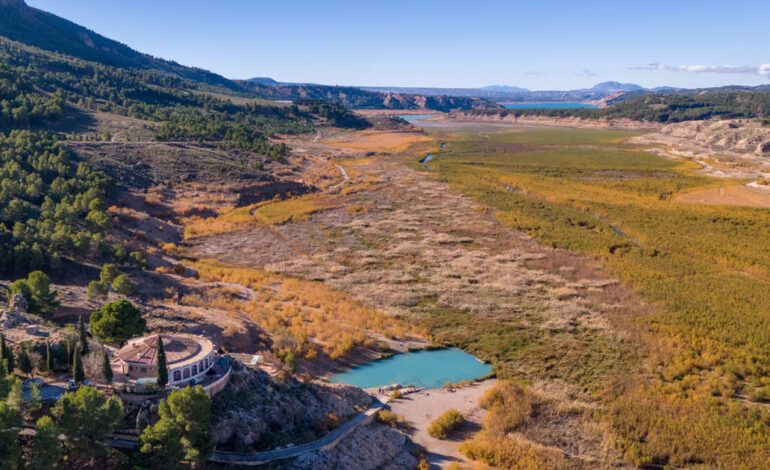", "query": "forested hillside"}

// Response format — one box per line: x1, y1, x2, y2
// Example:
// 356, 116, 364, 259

0, 3, 370, 275
0, 0, 240, 89
0, 131, 112, 274
464, 91, 770, 123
